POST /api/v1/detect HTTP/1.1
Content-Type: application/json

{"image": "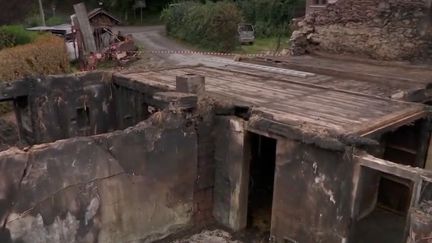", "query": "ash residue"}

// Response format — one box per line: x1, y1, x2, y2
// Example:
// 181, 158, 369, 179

419, 200, 432, 215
